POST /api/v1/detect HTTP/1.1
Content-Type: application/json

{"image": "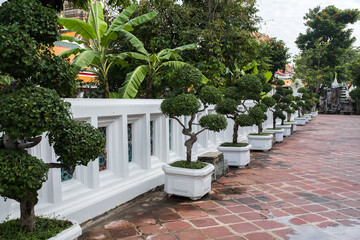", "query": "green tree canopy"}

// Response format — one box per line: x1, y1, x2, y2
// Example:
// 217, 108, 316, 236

296, 5, 359, 69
